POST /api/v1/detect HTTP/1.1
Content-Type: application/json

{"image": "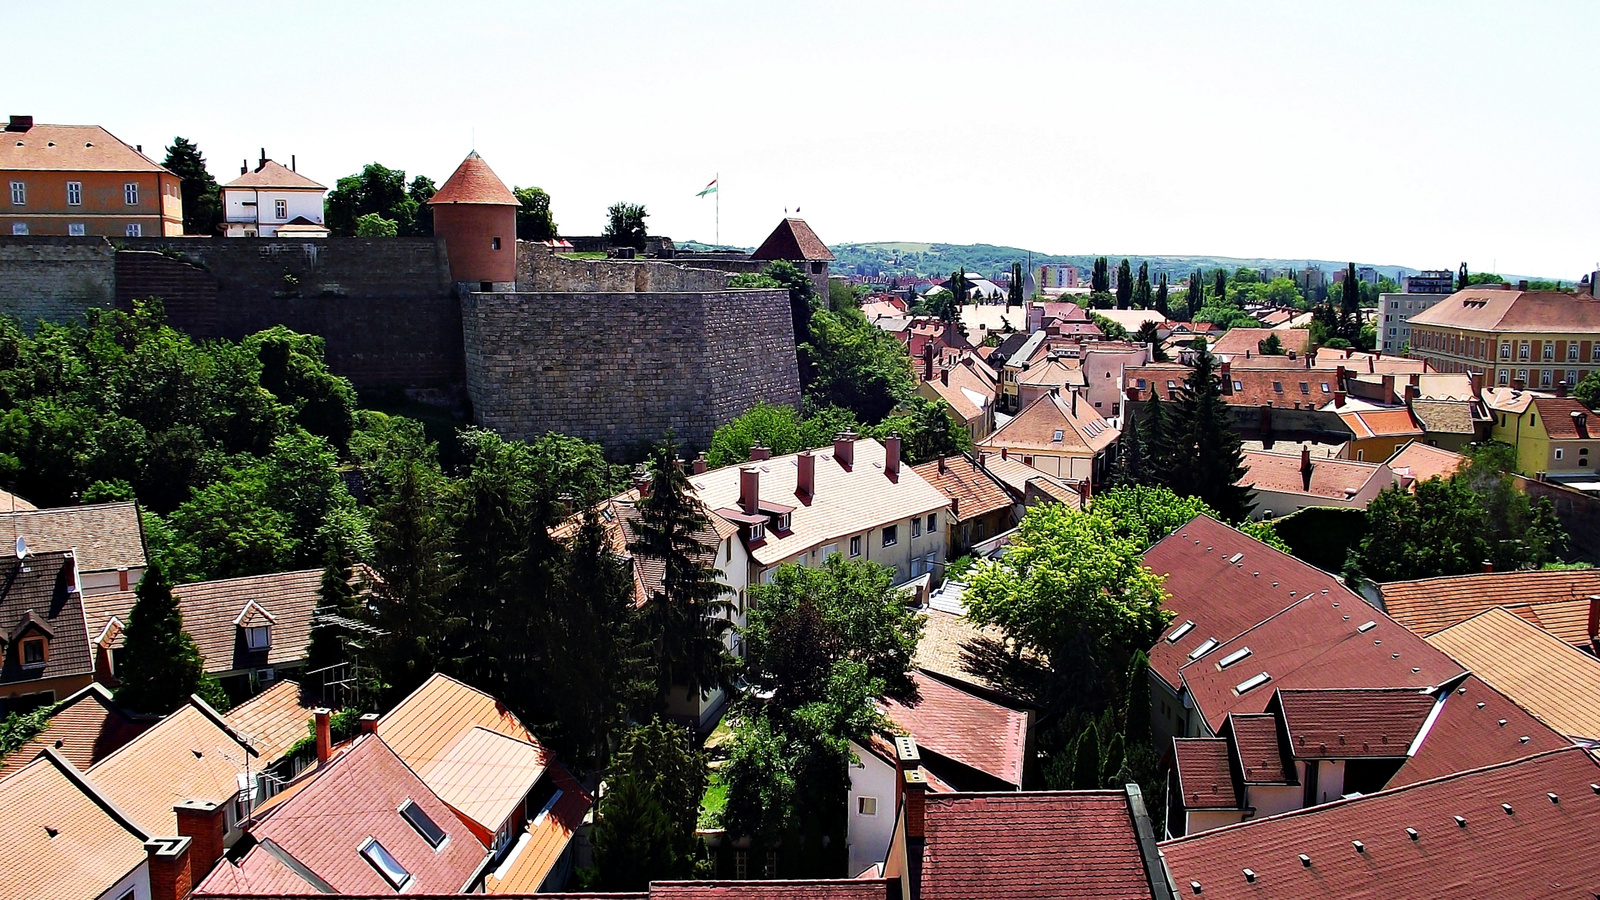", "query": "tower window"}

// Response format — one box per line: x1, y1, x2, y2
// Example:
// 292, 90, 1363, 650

491, 237, 502, 250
